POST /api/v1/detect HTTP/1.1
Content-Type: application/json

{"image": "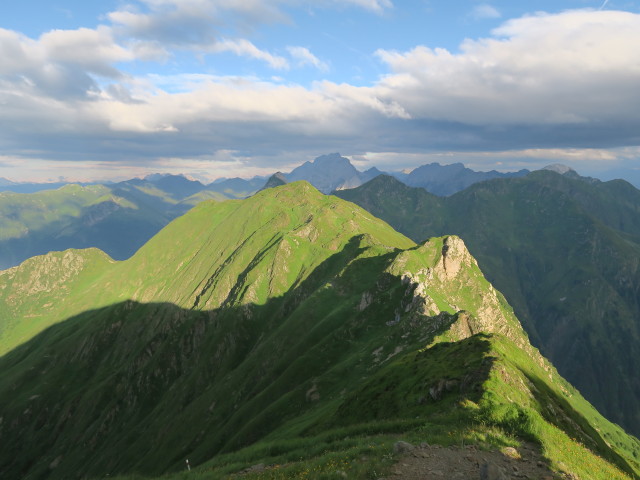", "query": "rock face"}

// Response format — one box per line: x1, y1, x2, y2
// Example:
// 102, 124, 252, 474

286, 153, 382, 193
479, 461, 509, 480
388, 236, 534, 350
259, 172, 288, 191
